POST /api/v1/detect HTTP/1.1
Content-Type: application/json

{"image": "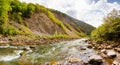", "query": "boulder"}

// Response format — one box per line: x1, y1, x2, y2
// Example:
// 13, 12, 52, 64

106, 45, 112, 49
98, 47, 102, 50
20, 51, 25, 56
80, 47, 86, 50
114, 48, 120, 53
22, 47, 30, 51
112, 58, 120, 65
100, 53, 108, 58
89, 55, 103, 65
88, 41, 92, 44
107, 50, 116, 58
30, 46, 36, 50
87, 45, 92, 49
100, 49, 106, 53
